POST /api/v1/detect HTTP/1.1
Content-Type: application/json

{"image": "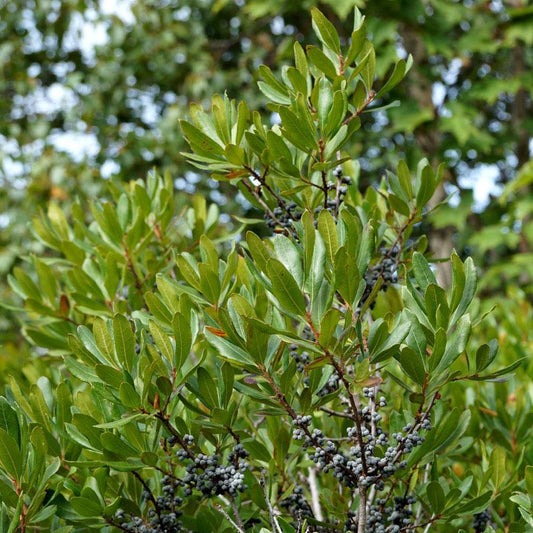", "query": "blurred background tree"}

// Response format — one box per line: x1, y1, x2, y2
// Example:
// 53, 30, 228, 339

1, 0, 532, 359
